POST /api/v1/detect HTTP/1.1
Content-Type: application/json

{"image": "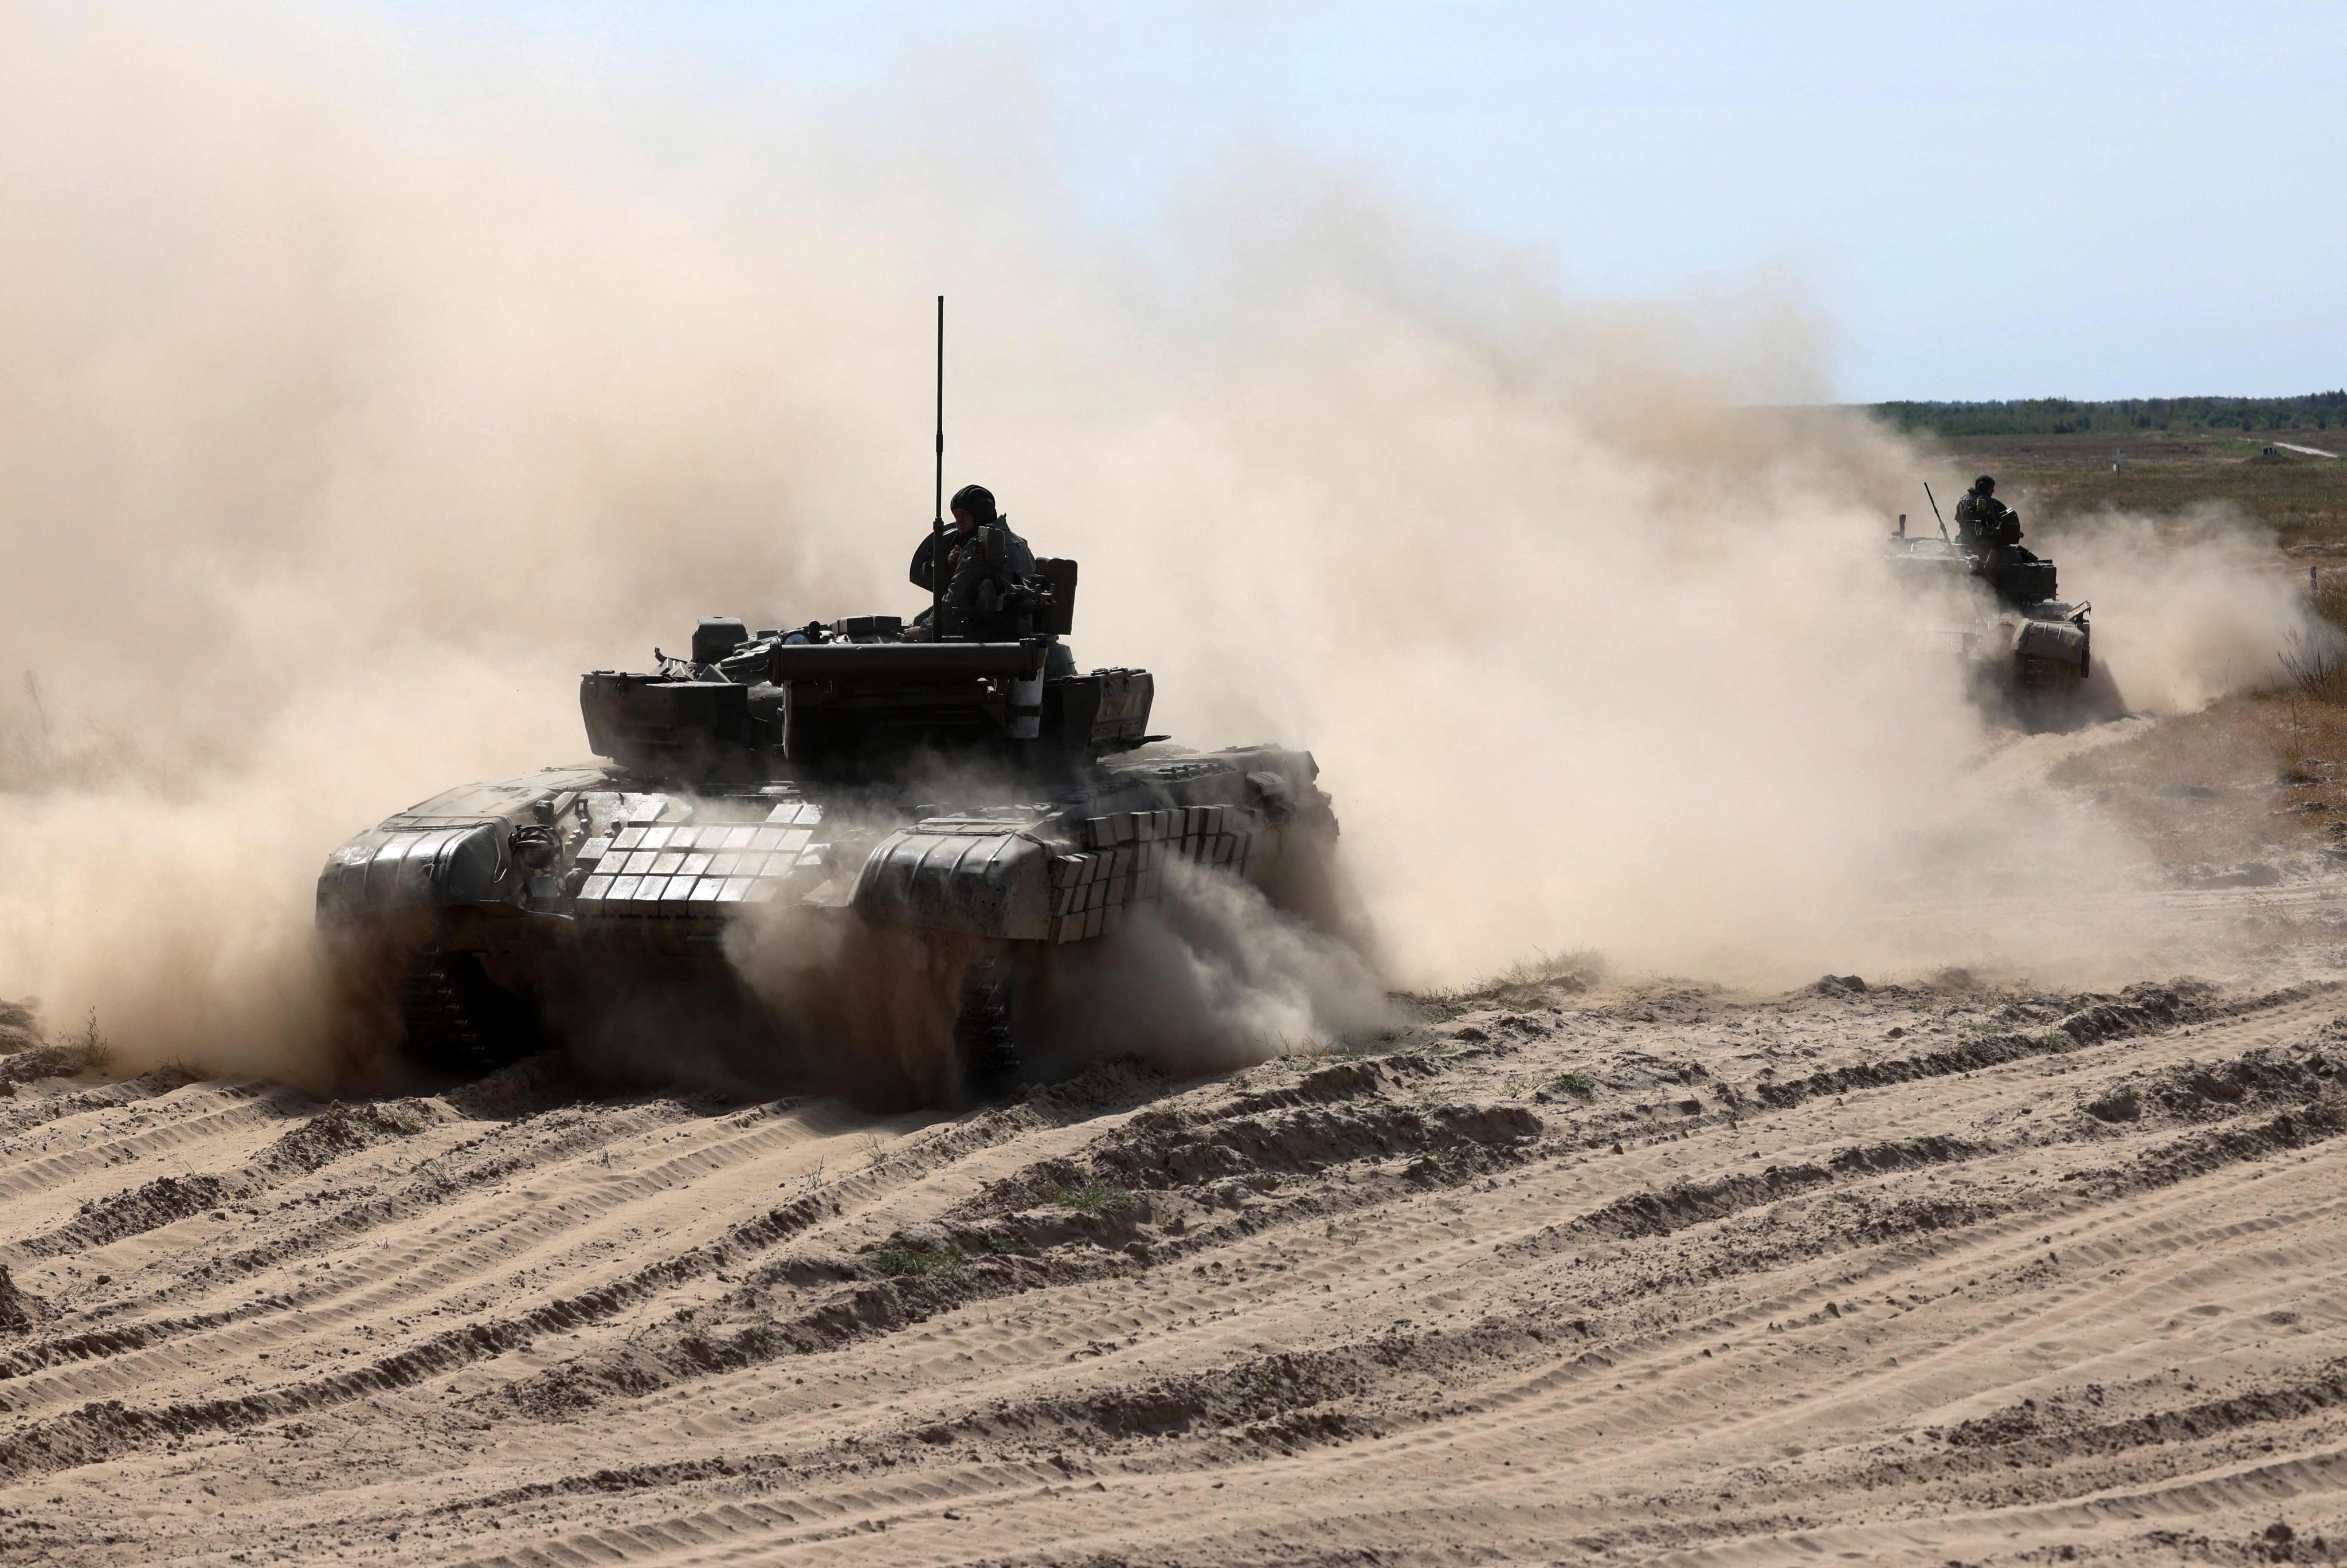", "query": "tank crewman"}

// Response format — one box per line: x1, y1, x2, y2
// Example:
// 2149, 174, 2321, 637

1952, 475, 2023, 552
908, 483, 1037, 641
